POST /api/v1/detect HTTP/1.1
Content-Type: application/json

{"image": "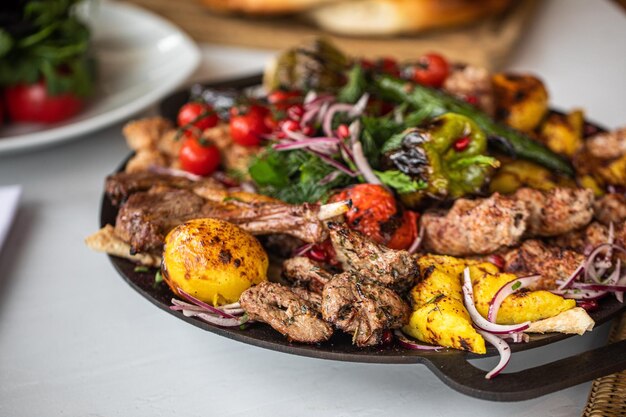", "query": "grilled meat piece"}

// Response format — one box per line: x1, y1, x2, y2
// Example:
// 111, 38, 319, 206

593, 193, 626, 226
443, 64, 494, 116
585, 127, 626, 160
321, 273, 410, 347
290, 286, 323, 311
282, 256, 333, 294
115, 188, 342, 253
501, 239, 585, 289
514, 187, 594, 237
421, 193, 528, 256
105, 171, 224, 206
551, 221, 626, 261
327, 222, 417, 293
115, 189, 206, 254
240, 282, 333, 344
